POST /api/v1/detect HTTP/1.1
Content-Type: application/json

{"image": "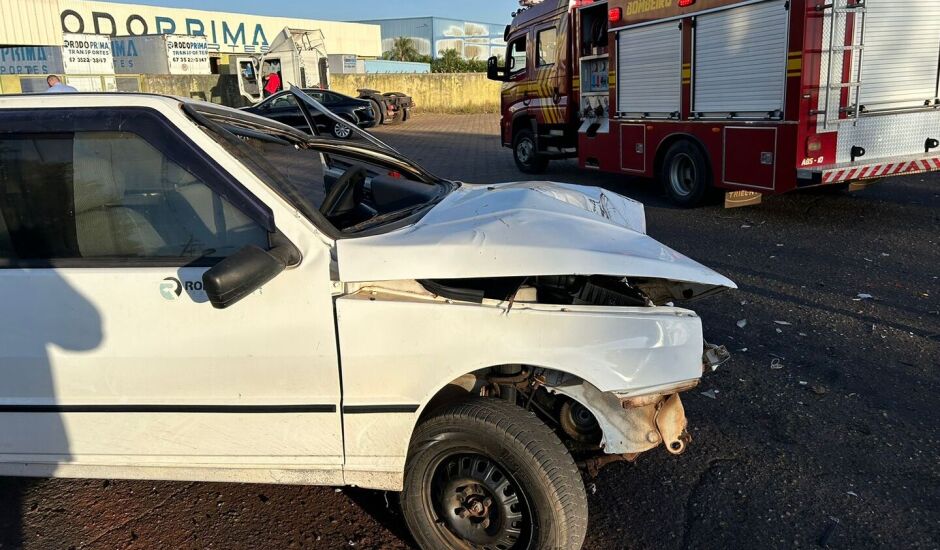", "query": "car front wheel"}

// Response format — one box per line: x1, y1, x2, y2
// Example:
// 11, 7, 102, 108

332, 120, 354, 139
401, 398, 588, 550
